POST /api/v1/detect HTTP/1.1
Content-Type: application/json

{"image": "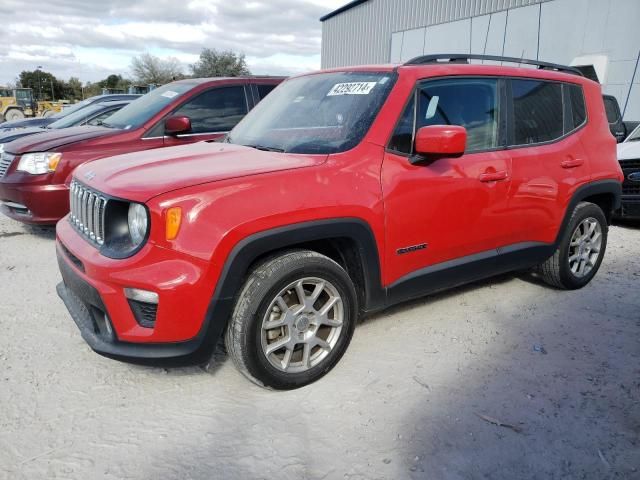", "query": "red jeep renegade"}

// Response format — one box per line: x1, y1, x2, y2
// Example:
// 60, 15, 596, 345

0, 77, 283, 224
56, 55, 623, 389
